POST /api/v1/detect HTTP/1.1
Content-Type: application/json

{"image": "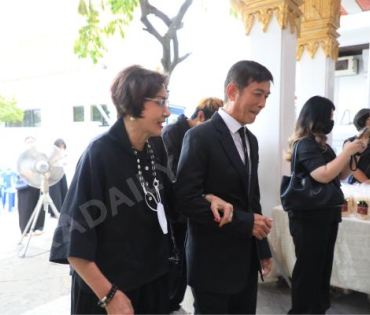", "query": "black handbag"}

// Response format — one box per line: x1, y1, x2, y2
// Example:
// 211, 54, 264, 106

280, 140, 344, 212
